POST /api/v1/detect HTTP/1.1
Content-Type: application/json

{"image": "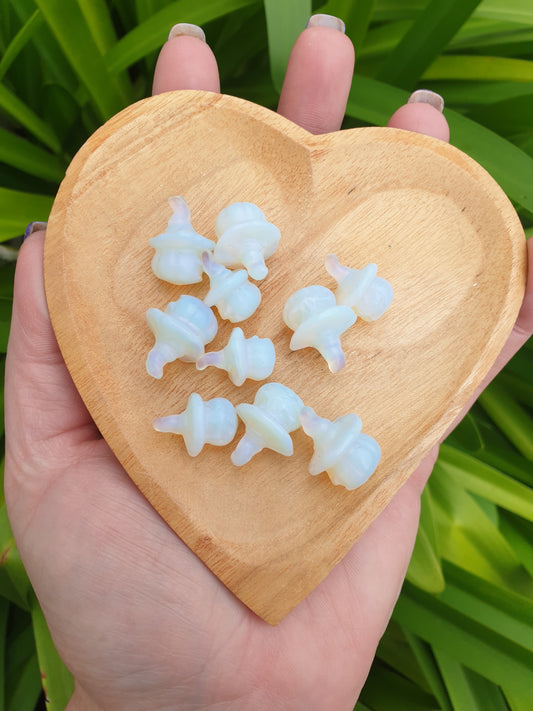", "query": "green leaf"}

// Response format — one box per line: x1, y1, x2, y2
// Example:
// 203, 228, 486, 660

30, 592, 74, 711
433, 648, 509, 711
406, 486, 445, 593
424, 54, 533, 82
264, 0, 310, 92
394, 582, 533, 696
376, 0, 483, 89
477, 382, 533, 461
0, 84, 60, 154
34, 0, 127, 121
106, 0, 258, 75
0, 127, 65, 183
439, 444, 533, 521
0, 9, 44, 81
475, 0, 533, 25
359, 658, 438, 710
403, 630, 453, 711
0, 188, 53, 242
